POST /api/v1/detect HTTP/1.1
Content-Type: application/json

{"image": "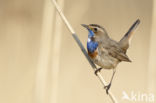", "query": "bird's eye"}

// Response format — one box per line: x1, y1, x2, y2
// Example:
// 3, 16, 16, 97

94, 28, 98, 32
